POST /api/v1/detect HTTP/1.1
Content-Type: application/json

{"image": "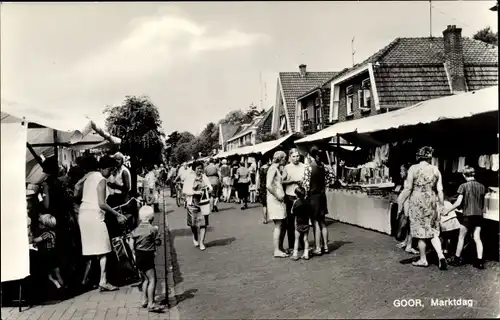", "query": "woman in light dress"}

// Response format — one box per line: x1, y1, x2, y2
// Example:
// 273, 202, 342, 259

76, 156, 128, 291
183, 161, 213, 251
398, 146, 447, 270
267, 151, 288, 258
